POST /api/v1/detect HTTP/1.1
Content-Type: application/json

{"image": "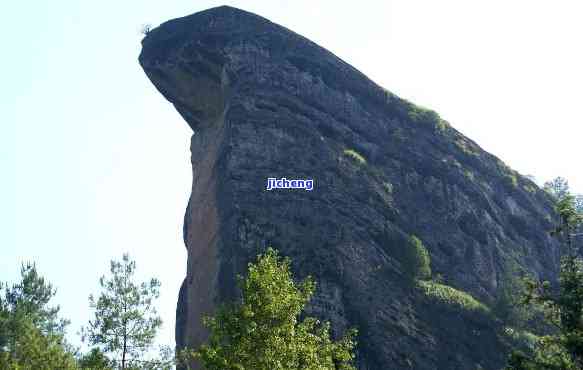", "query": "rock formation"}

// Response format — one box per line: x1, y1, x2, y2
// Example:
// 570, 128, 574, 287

139, 6, 560, 369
